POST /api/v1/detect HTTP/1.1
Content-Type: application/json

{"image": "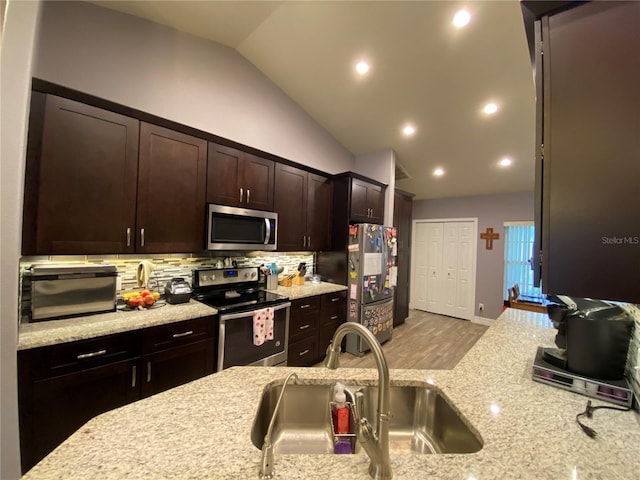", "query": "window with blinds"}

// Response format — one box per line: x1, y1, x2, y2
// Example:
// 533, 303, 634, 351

503, 222, 542, 300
